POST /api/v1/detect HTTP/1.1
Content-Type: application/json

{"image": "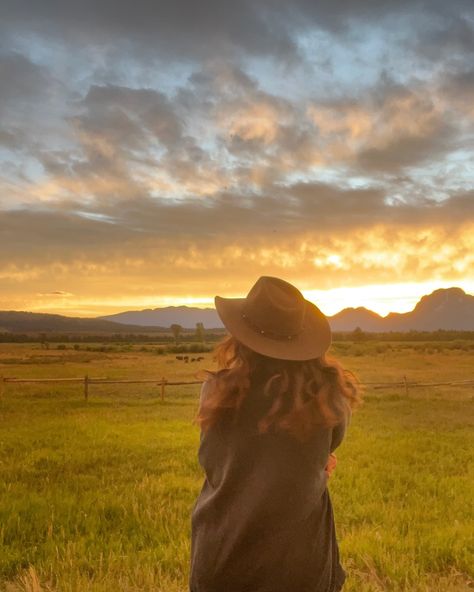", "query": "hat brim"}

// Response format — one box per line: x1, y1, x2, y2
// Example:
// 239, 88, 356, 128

214, 295, 331, 361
